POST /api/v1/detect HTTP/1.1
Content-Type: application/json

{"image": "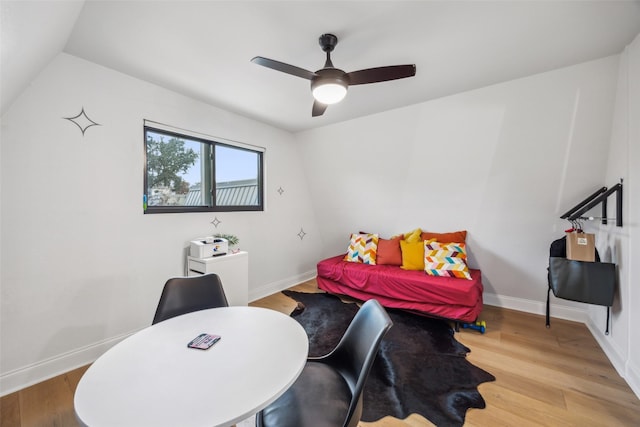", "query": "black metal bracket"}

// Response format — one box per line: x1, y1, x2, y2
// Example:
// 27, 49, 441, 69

560, 180, 623, 227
